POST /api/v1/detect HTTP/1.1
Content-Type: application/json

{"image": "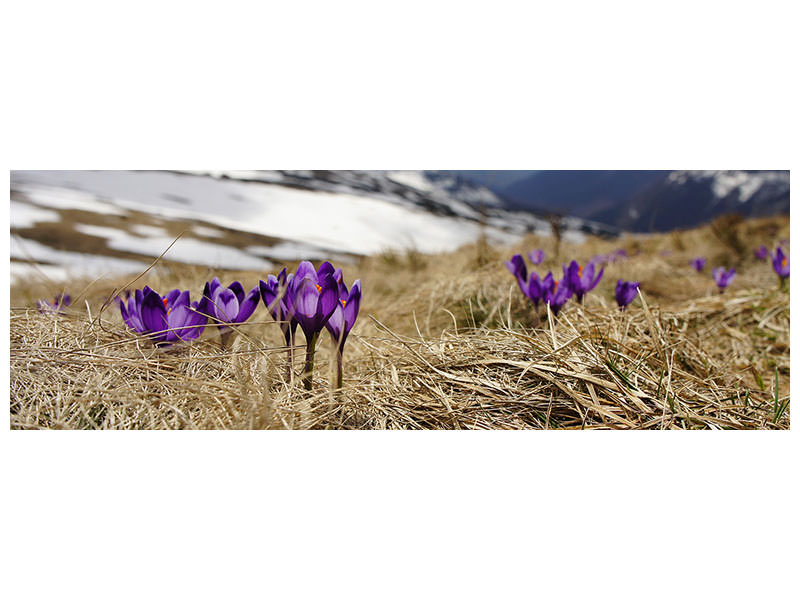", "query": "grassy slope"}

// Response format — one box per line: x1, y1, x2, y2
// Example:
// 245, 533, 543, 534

9, 215, 790, 429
